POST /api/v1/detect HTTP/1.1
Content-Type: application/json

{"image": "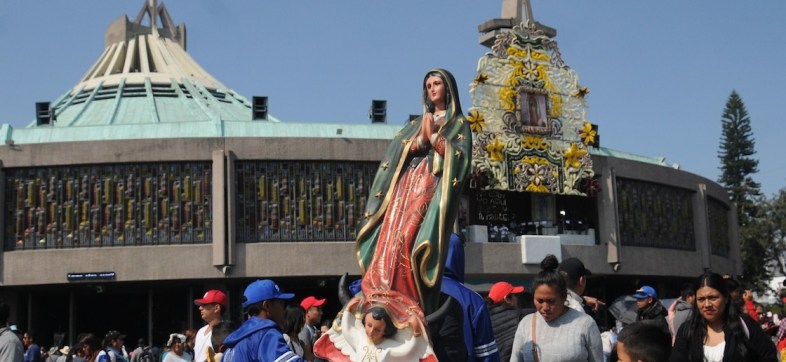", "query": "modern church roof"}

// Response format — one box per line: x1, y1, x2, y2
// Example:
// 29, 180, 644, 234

4, 0, 399, 145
